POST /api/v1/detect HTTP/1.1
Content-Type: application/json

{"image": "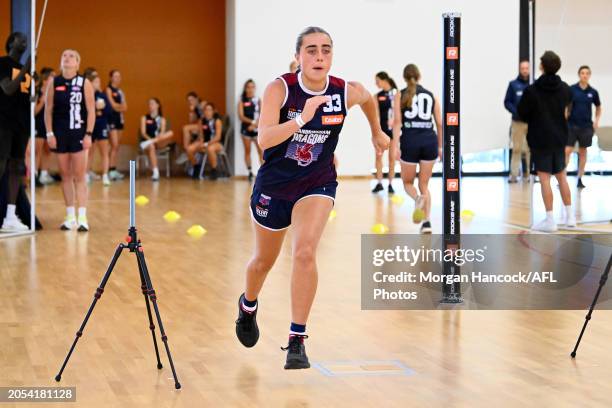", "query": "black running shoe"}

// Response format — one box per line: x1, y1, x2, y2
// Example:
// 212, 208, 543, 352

577, 178, 586, 189
420, 221, 432, 234
281, 335, 310, 369
248, 171, 254, 181
388, 184, 395, 195
210, 168, 218, 180
371, 182, 384, 193
235, 294, 259, 348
